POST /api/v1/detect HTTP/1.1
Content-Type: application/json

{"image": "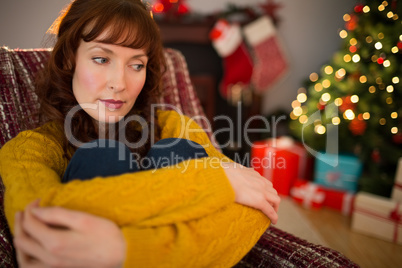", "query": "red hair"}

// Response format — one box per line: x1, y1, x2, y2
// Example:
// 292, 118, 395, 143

36, 0, 164, 158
